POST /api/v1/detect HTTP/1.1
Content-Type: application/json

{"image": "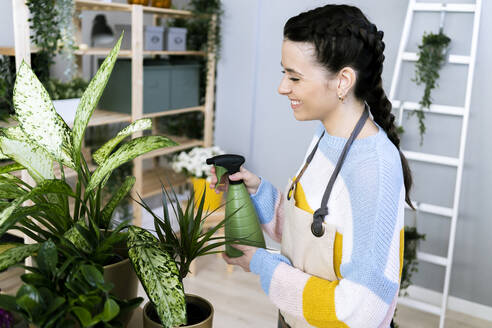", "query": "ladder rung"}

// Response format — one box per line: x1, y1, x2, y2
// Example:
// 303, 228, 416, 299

417, 251, 449, 266
398, 296, 442, 315
392, 100, 464, 116
403, 150, 459, 167
405, 202, 454, 217
413, 3, 476, 13
402, 52, 471, 65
